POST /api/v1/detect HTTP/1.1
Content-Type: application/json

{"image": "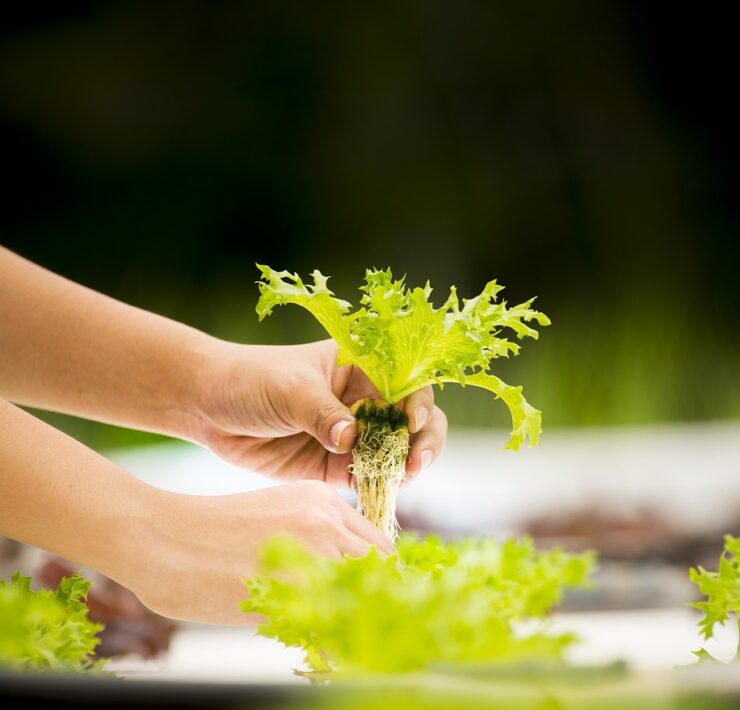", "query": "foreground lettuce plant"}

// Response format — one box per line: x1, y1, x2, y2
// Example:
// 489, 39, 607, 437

256, 266, 549, 540
690, 535, 740, 662
242, 535, 595, 676
0, 571, 103, 671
